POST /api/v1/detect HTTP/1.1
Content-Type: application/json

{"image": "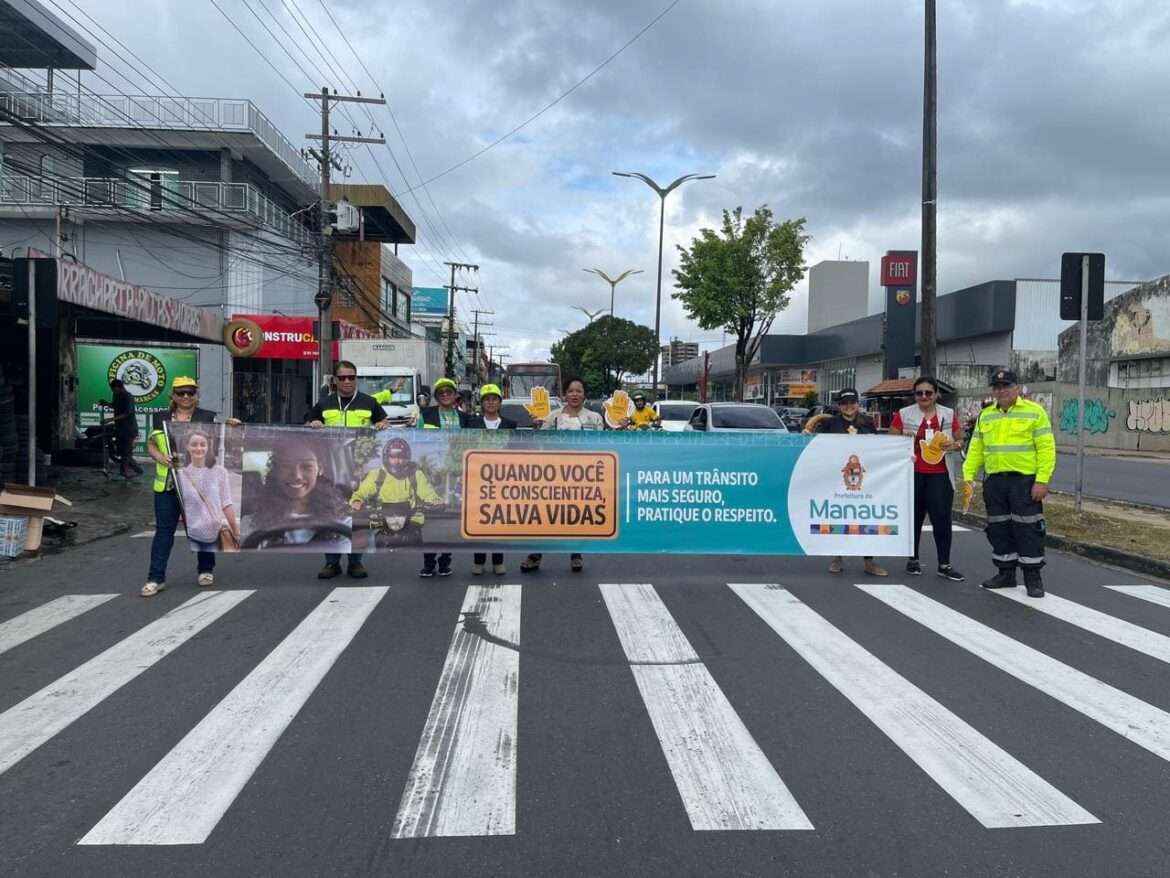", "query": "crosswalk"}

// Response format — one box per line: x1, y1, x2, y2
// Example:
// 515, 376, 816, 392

2, 577, 1170, 846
